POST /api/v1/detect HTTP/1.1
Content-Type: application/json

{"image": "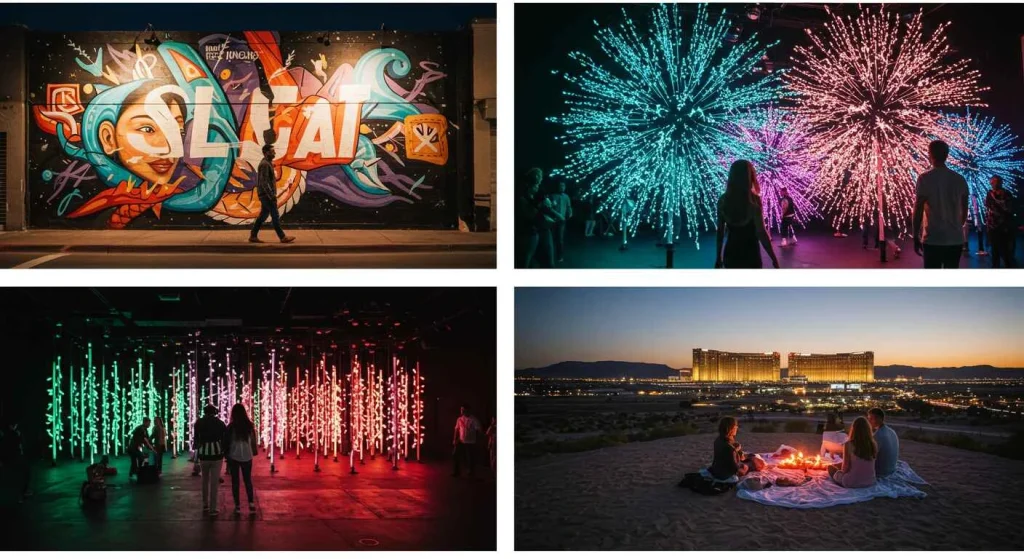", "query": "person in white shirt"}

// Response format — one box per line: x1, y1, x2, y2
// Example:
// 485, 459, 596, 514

452, 405, 483, 477
913, 139, 969, 268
